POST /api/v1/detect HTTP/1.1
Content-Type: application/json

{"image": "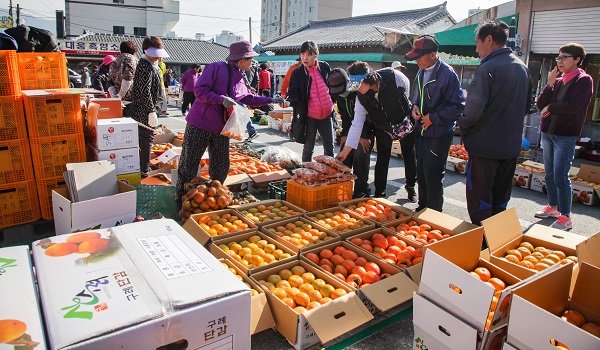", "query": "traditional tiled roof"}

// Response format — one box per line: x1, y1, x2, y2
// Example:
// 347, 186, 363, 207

261, 2, 454, 52
70, 34, 230, 64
